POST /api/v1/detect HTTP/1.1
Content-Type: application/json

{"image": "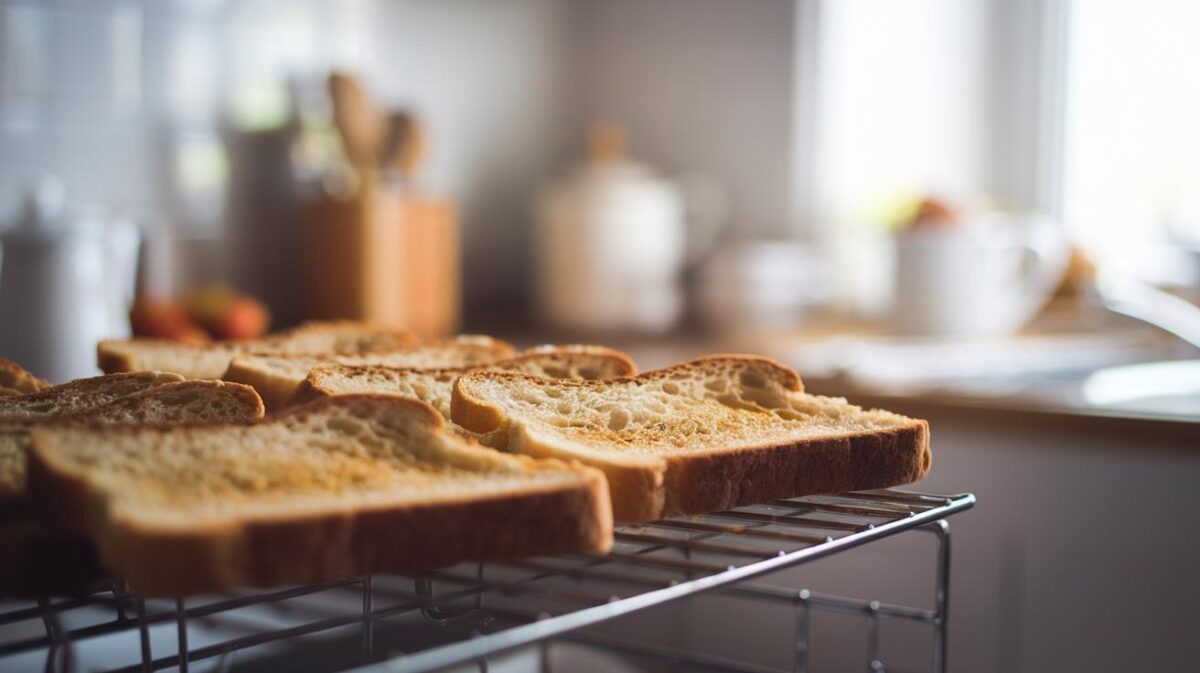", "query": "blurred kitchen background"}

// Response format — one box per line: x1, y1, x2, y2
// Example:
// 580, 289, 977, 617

1, 1, 1199, 672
